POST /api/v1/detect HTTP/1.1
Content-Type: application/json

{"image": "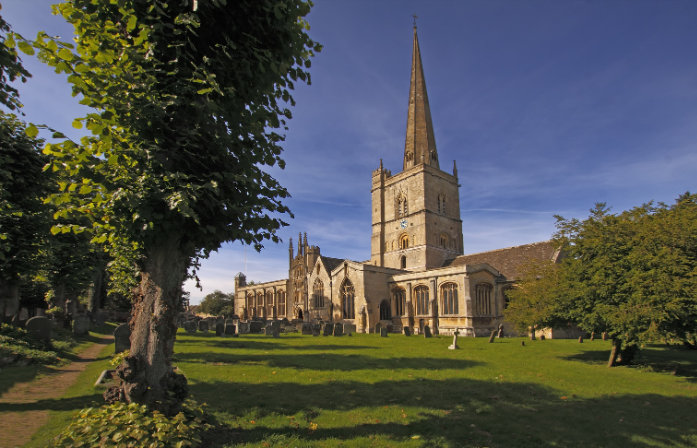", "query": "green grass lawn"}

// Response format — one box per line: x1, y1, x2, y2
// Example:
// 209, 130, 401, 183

174, 331, 697, 448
